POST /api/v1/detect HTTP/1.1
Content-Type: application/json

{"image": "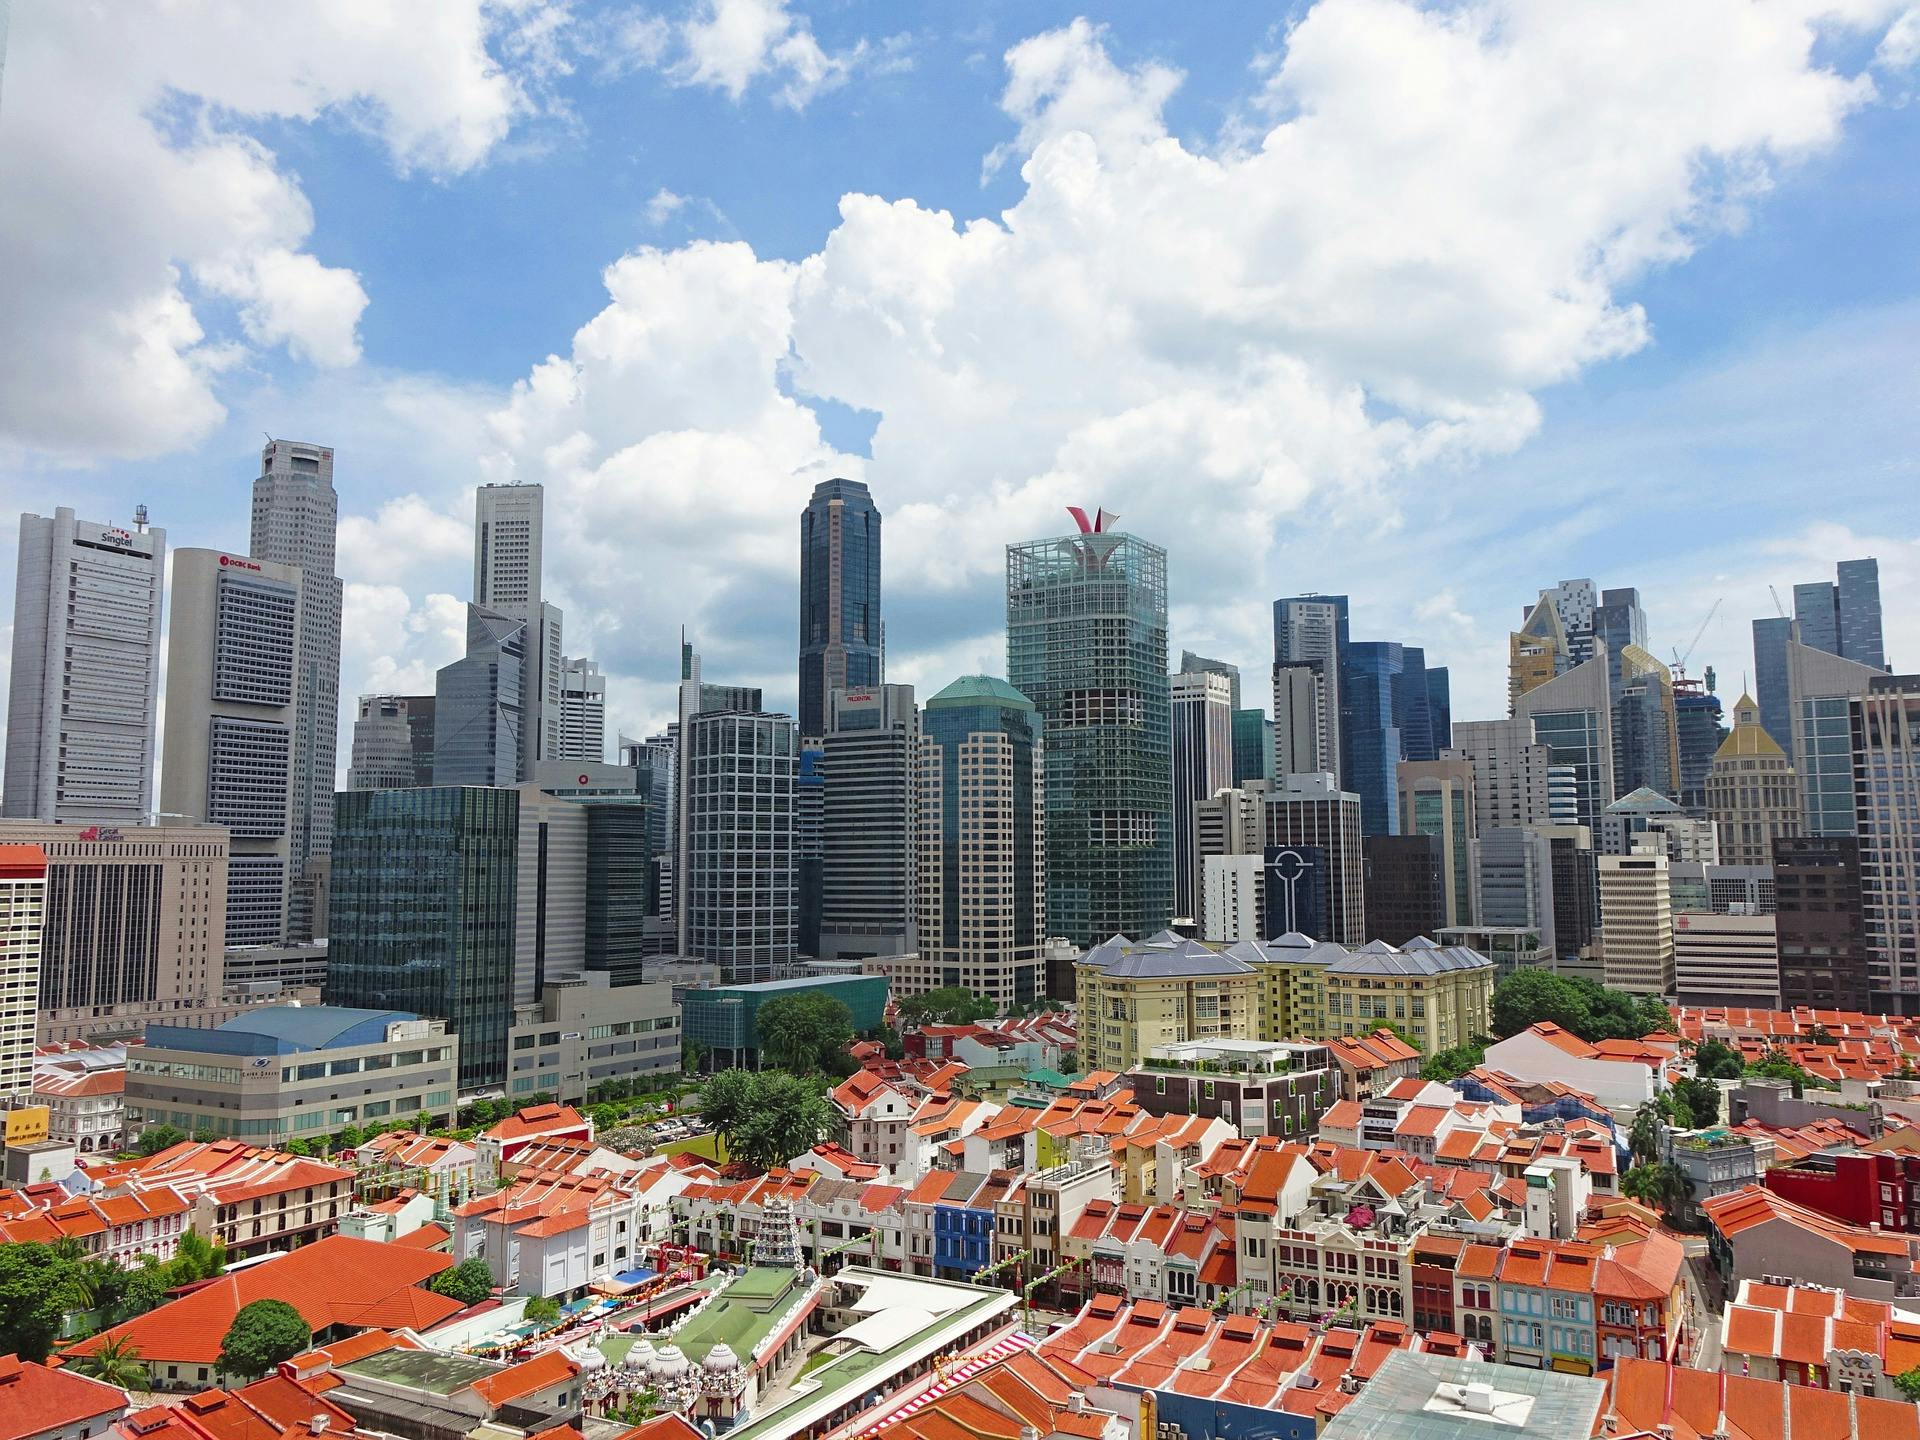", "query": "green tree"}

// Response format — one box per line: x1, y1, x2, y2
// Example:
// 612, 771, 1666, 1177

1894, 1368, 1920, 1403
1672, 1076, 1721, 1128
1621, 1161, 1690, 1213
730, 1072, 832, 1171
428, 1257, 495, 1306
756, 990, 856, 1073
62, 1257, 125, 1314
612, 1389, 661, 1423
192, 1127, 219, 1144
897, 987, 998, 1026
590, 1104, 620, 1135
284, 1138, 312, 1158
524, 1295, 561, 1325
1629, 1102, 1664, 1165
1694, 1038, 1746, 1081
698, 1069, 758, 1138
1420, 1041, 1485, 1082
75, 1336, 146, 1389
170, 1227, 227, 1284
1489, 969, 1594, 1039
1745, 1046, 1833, 1096
123, 1256, 174, 1316
136, 1124, 189, 1156
0, 1243, 82, 1361
218, 1299, 312, 1379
